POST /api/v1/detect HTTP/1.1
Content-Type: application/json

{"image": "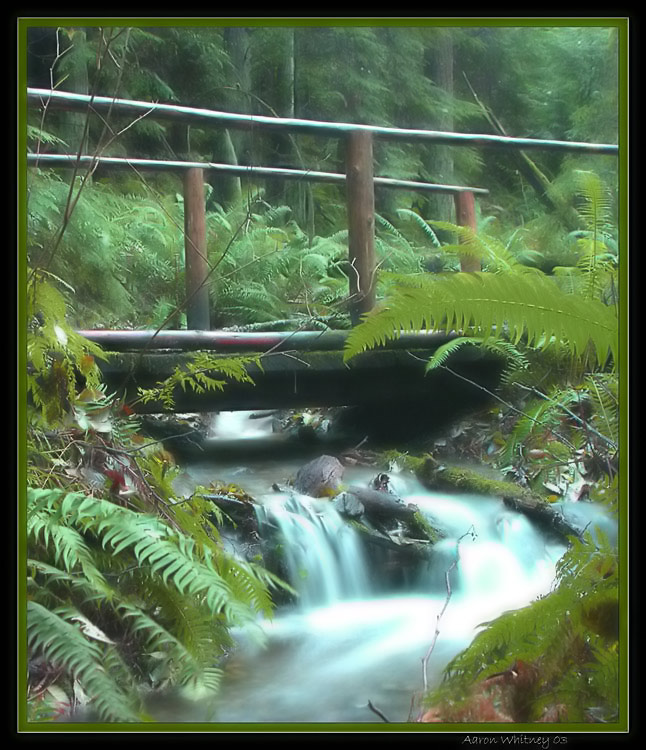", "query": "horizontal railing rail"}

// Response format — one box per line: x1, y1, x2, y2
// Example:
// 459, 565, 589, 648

27, 87, 619, 155
26, 87, 617, 333
27, 153, 490, 195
